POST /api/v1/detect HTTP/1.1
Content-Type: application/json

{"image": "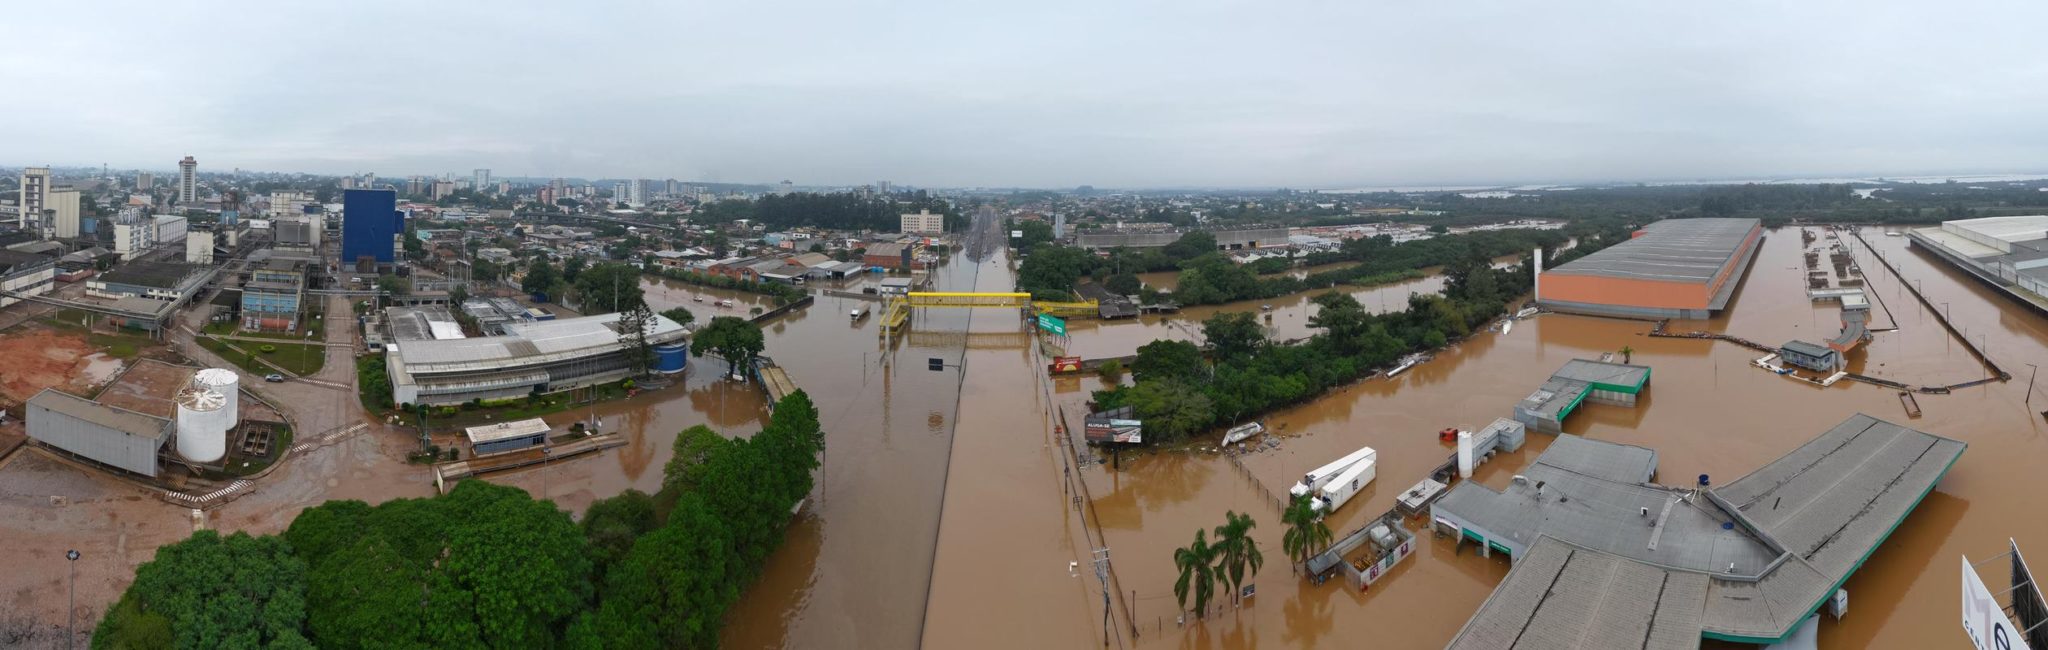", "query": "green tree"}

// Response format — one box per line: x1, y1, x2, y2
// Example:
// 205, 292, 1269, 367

1013, 219, 1054, 252
521, 259, 560, 296
1096, 359, 1125, 384
582, 489, 657, 582
662, 425, 728, 497
568, 494, 737, 650
1212, 511, 1263, 605
1172, 529, 1220, 619
1104, 272, 1142, 296
562, 256, 586, 284
1125, 379, 1213, 442
1201, 311, 1267, 362
1132, 339, 1205, 384
689, 316, 765, 380
660, 307, 696, 327
94, 530, 312, 649
375, 274, 411, 297
616, 301, 656, 376
574, 262, 646, 314
1281, 495, 1333, 570
420, 483, 592, 648
303, 535, 421, 649
1620, 345, 1634, 364
1161, 230, 1218, 260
